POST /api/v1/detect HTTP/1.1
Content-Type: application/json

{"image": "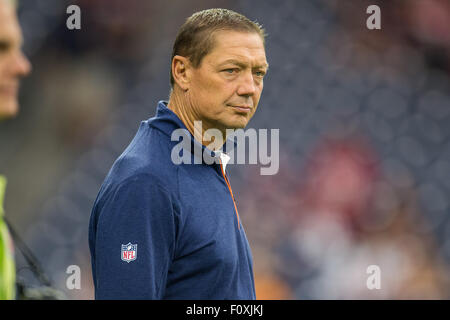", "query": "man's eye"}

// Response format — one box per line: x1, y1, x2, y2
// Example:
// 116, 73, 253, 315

255, 71, 266, 77
0, 41, 10, 53
223, 69, 237, 74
